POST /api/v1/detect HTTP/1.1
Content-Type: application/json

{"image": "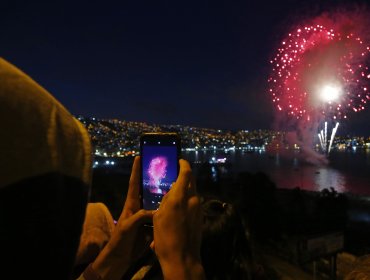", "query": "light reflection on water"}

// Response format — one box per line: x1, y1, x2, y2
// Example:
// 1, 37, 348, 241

314, 167, 346, 193
184, 149, 370, 196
